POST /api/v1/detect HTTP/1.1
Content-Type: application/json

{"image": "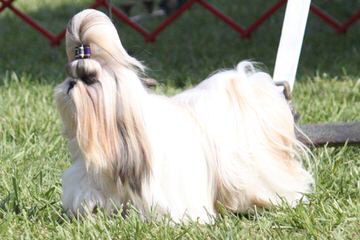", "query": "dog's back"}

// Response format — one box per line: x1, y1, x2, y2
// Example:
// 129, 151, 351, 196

173, 61, 314, 212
